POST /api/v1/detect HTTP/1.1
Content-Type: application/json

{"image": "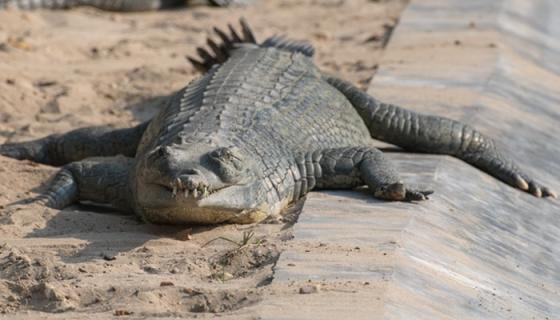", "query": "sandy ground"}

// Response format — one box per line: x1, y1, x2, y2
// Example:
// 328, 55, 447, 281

0, 1, 406, 318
